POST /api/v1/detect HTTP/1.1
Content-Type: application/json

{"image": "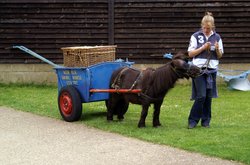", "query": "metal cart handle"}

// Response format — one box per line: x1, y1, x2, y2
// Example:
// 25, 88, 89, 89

12, 45, 61, 68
